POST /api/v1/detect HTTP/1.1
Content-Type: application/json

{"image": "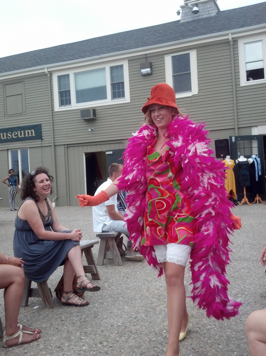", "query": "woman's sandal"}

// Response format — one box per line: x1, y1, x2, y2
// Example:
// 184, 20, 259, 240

18, 323, 42, 335
3, 326, 40, 348
76, 274, 101, 293
61, 290, 89, 307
